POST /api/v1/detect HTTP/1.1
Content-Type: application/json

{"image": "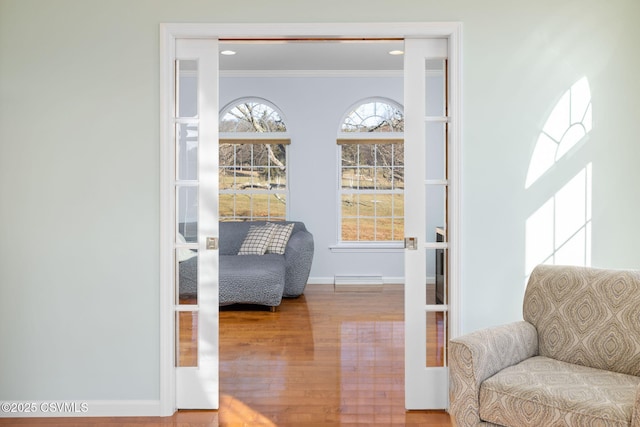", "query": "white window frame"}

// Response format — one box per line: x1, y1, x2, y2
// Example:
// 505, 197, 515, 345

334, 98, 405, 251
218, 97, 290, 221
